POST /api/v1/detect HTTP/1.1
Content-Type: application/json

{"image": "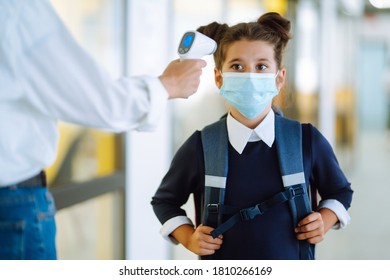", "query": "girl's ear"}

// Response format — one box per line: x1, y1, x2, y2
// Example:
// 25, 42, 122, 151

214, 67, 223, 89
276, 68, 286, 90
